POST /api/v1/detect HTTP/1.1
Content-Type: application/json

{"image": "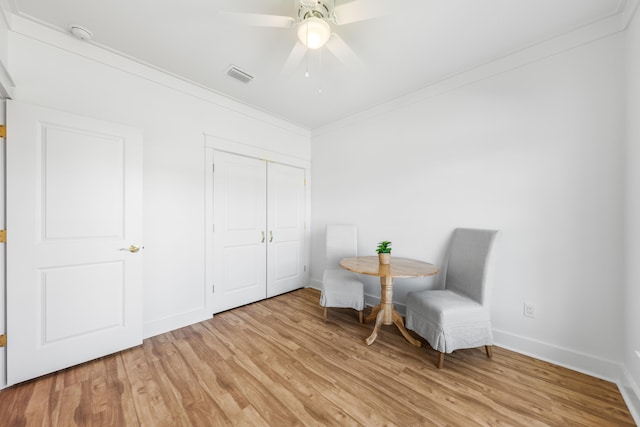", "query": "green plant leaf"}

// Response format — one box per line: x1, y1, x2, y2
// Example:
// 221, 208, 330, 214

376, 240, 392, 253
